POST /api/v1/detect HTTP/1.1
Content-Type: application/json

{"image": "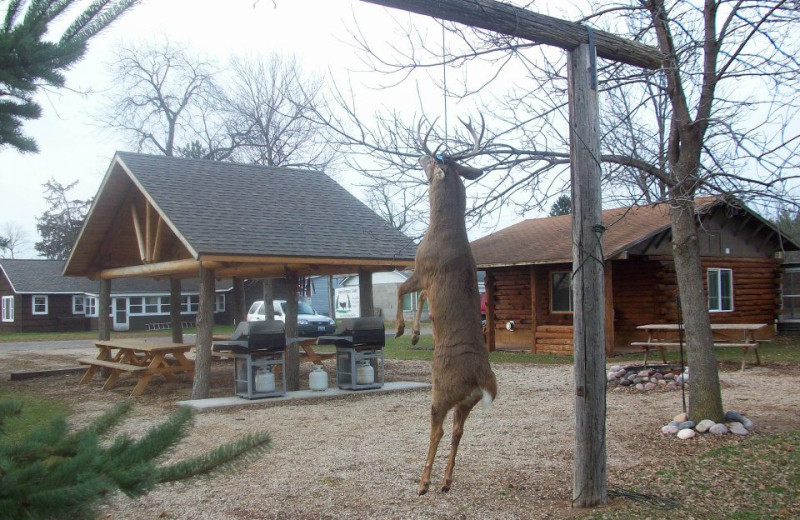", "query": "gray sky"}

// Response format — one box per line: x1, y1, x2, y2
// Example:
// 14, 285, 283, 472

1, 0, 468, 257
